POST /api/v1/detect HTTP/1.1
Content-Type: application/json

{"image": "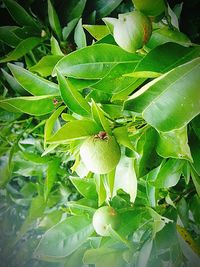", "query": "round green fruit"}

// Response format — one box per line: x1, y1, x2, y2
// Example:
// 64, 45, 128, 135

80, 132, 121, 174
132, 0, 166, 17
113, 11, 152, 53
92, 206, 120, 236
